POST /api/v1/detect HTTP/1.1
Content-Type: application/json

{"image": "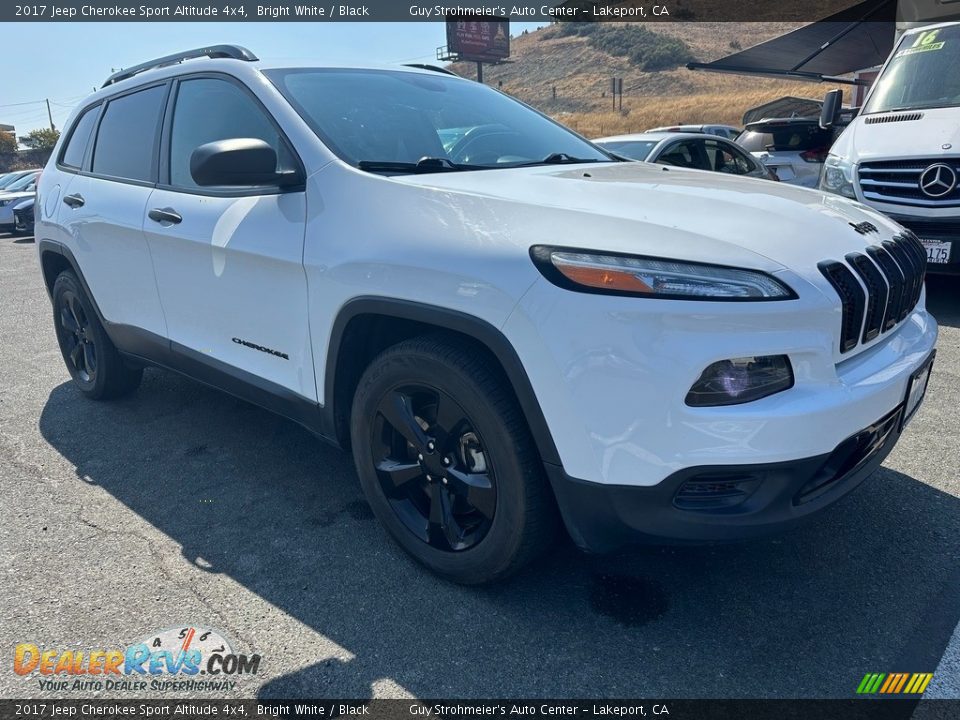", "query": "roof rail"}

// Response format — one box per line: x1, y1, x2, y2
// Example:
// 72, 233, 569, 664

403, 63, 457, 76
102, 45, 258, 88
